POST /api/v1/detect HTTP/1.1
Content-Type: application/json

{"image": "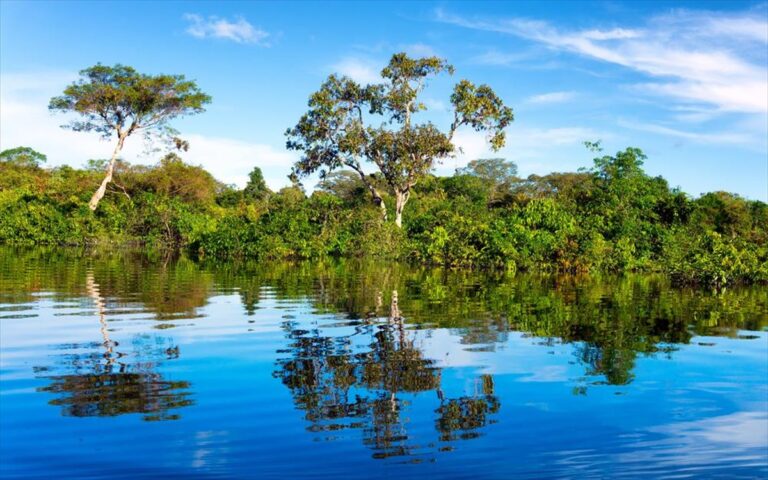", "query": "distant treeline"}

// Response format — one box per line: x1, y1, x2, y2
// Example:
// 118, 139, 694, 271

1, 145, 766, 287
